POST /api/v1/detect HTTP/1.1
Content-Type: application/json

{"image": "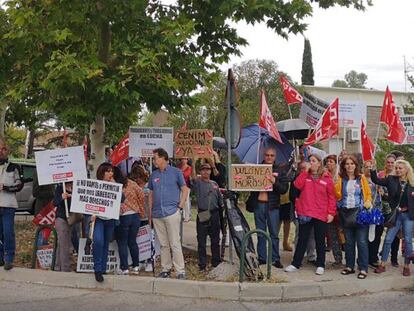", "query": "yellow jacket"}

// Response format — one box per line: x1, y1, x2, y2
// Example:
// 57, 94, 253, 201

335, 175, 372, 209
